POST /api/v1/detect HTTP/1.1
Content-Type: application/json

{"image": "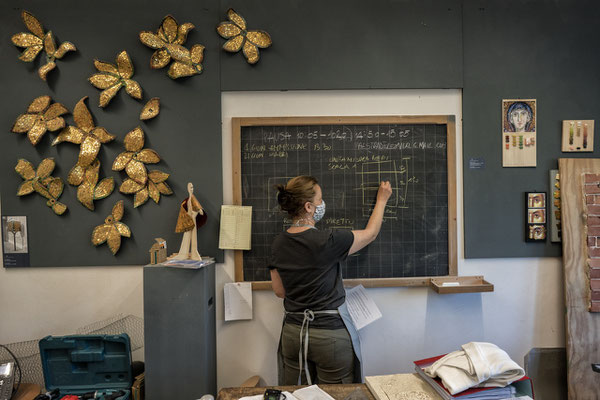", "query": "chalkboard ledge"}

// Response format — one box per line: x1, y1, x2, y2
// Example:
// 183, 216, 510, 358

429, 276, 494, 294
